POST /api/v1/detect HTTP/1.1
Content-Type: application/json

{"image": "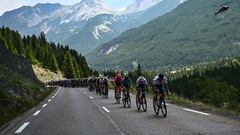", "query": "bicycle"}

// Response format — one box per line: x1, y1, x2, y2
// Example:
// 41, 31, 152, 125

136, 86, 147, 112
153, 90, 167, 117
122, 87, 131, 108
